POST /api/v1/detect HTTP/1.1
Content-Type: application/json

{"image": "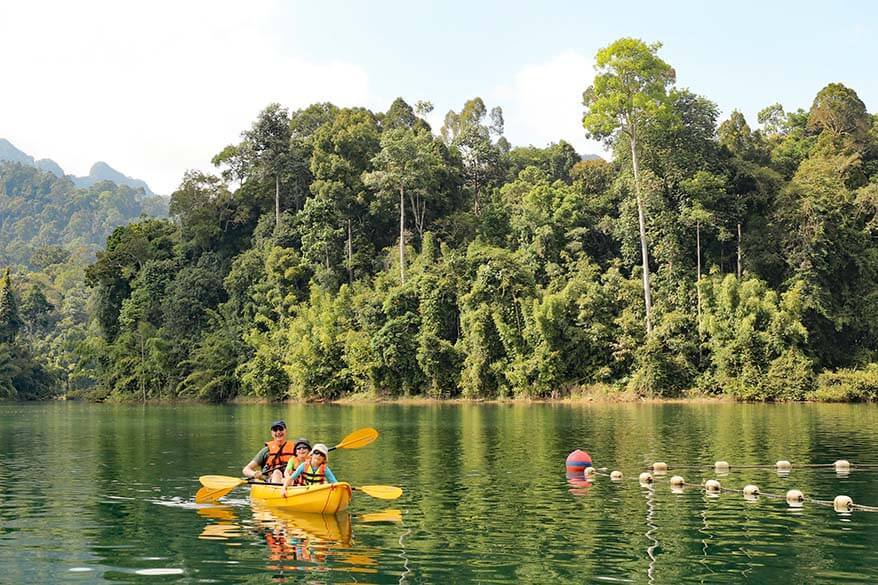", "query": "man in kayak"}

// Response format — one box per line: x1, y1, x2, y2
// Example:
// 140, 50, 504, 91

242, 420, 296, 484
280, 443, 337, 497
